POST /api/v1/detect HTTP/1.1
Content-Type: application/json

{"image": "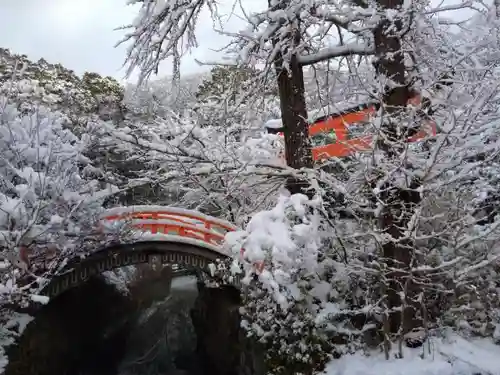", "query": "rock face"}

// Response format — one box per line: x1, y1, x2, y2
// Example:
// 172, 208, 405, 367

4, 276, 136, 375
190, 283, 265, 375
